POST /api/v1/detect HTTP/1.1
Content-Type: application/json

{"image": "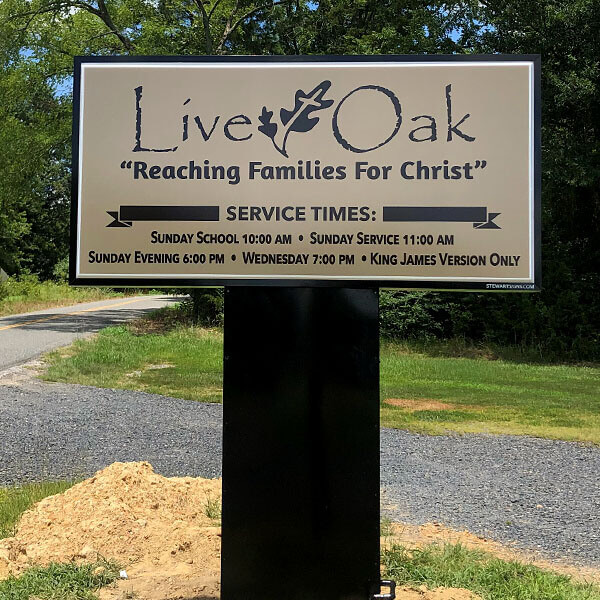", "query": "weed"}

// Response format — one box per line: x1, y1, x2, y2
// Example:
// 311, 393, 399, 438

0, 276, 121, 317
203, 494, 222, 522
380, 517, 394, 537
